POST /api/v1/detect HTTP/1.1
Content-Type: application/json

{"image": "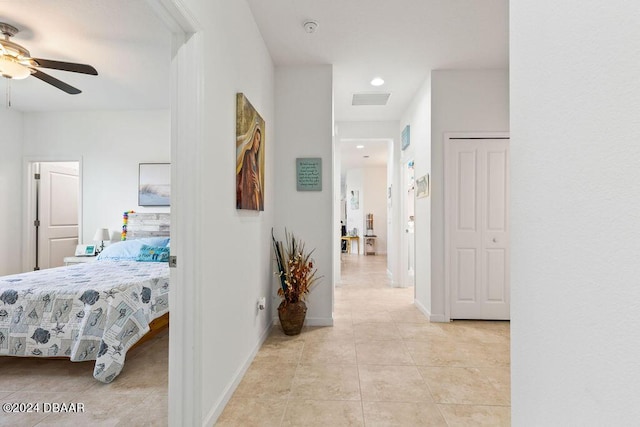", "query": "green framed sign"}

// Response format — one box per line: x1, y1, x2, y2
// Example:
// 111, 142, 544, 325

296, 158, 322, 191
